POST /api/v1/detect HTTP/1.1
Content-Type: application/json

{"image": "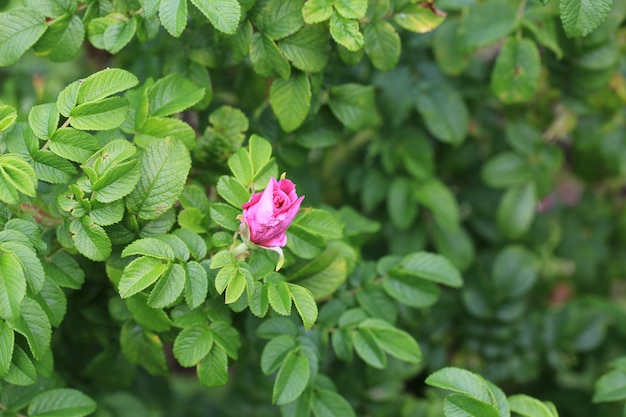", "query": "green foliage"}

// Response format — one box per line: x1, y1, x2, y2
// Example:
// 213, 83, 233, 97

0, 0, 625, 416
